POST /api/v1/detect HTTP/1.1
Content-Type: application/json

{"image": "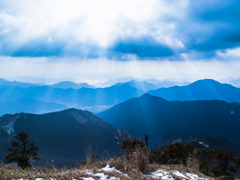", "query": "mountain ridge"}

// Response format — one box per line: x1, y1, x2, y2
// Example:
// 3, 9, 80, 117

0, 108, 125, 167
98, 93, 240, 146
148, 79, 240, 103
